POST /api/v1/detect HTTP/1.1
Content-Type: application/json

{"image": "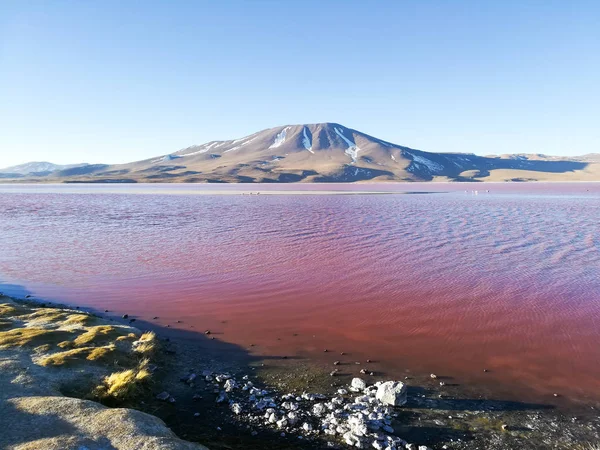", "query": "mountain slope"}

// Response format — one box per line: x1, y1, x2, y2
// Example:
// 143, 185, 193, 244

2, 123, 598, 183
